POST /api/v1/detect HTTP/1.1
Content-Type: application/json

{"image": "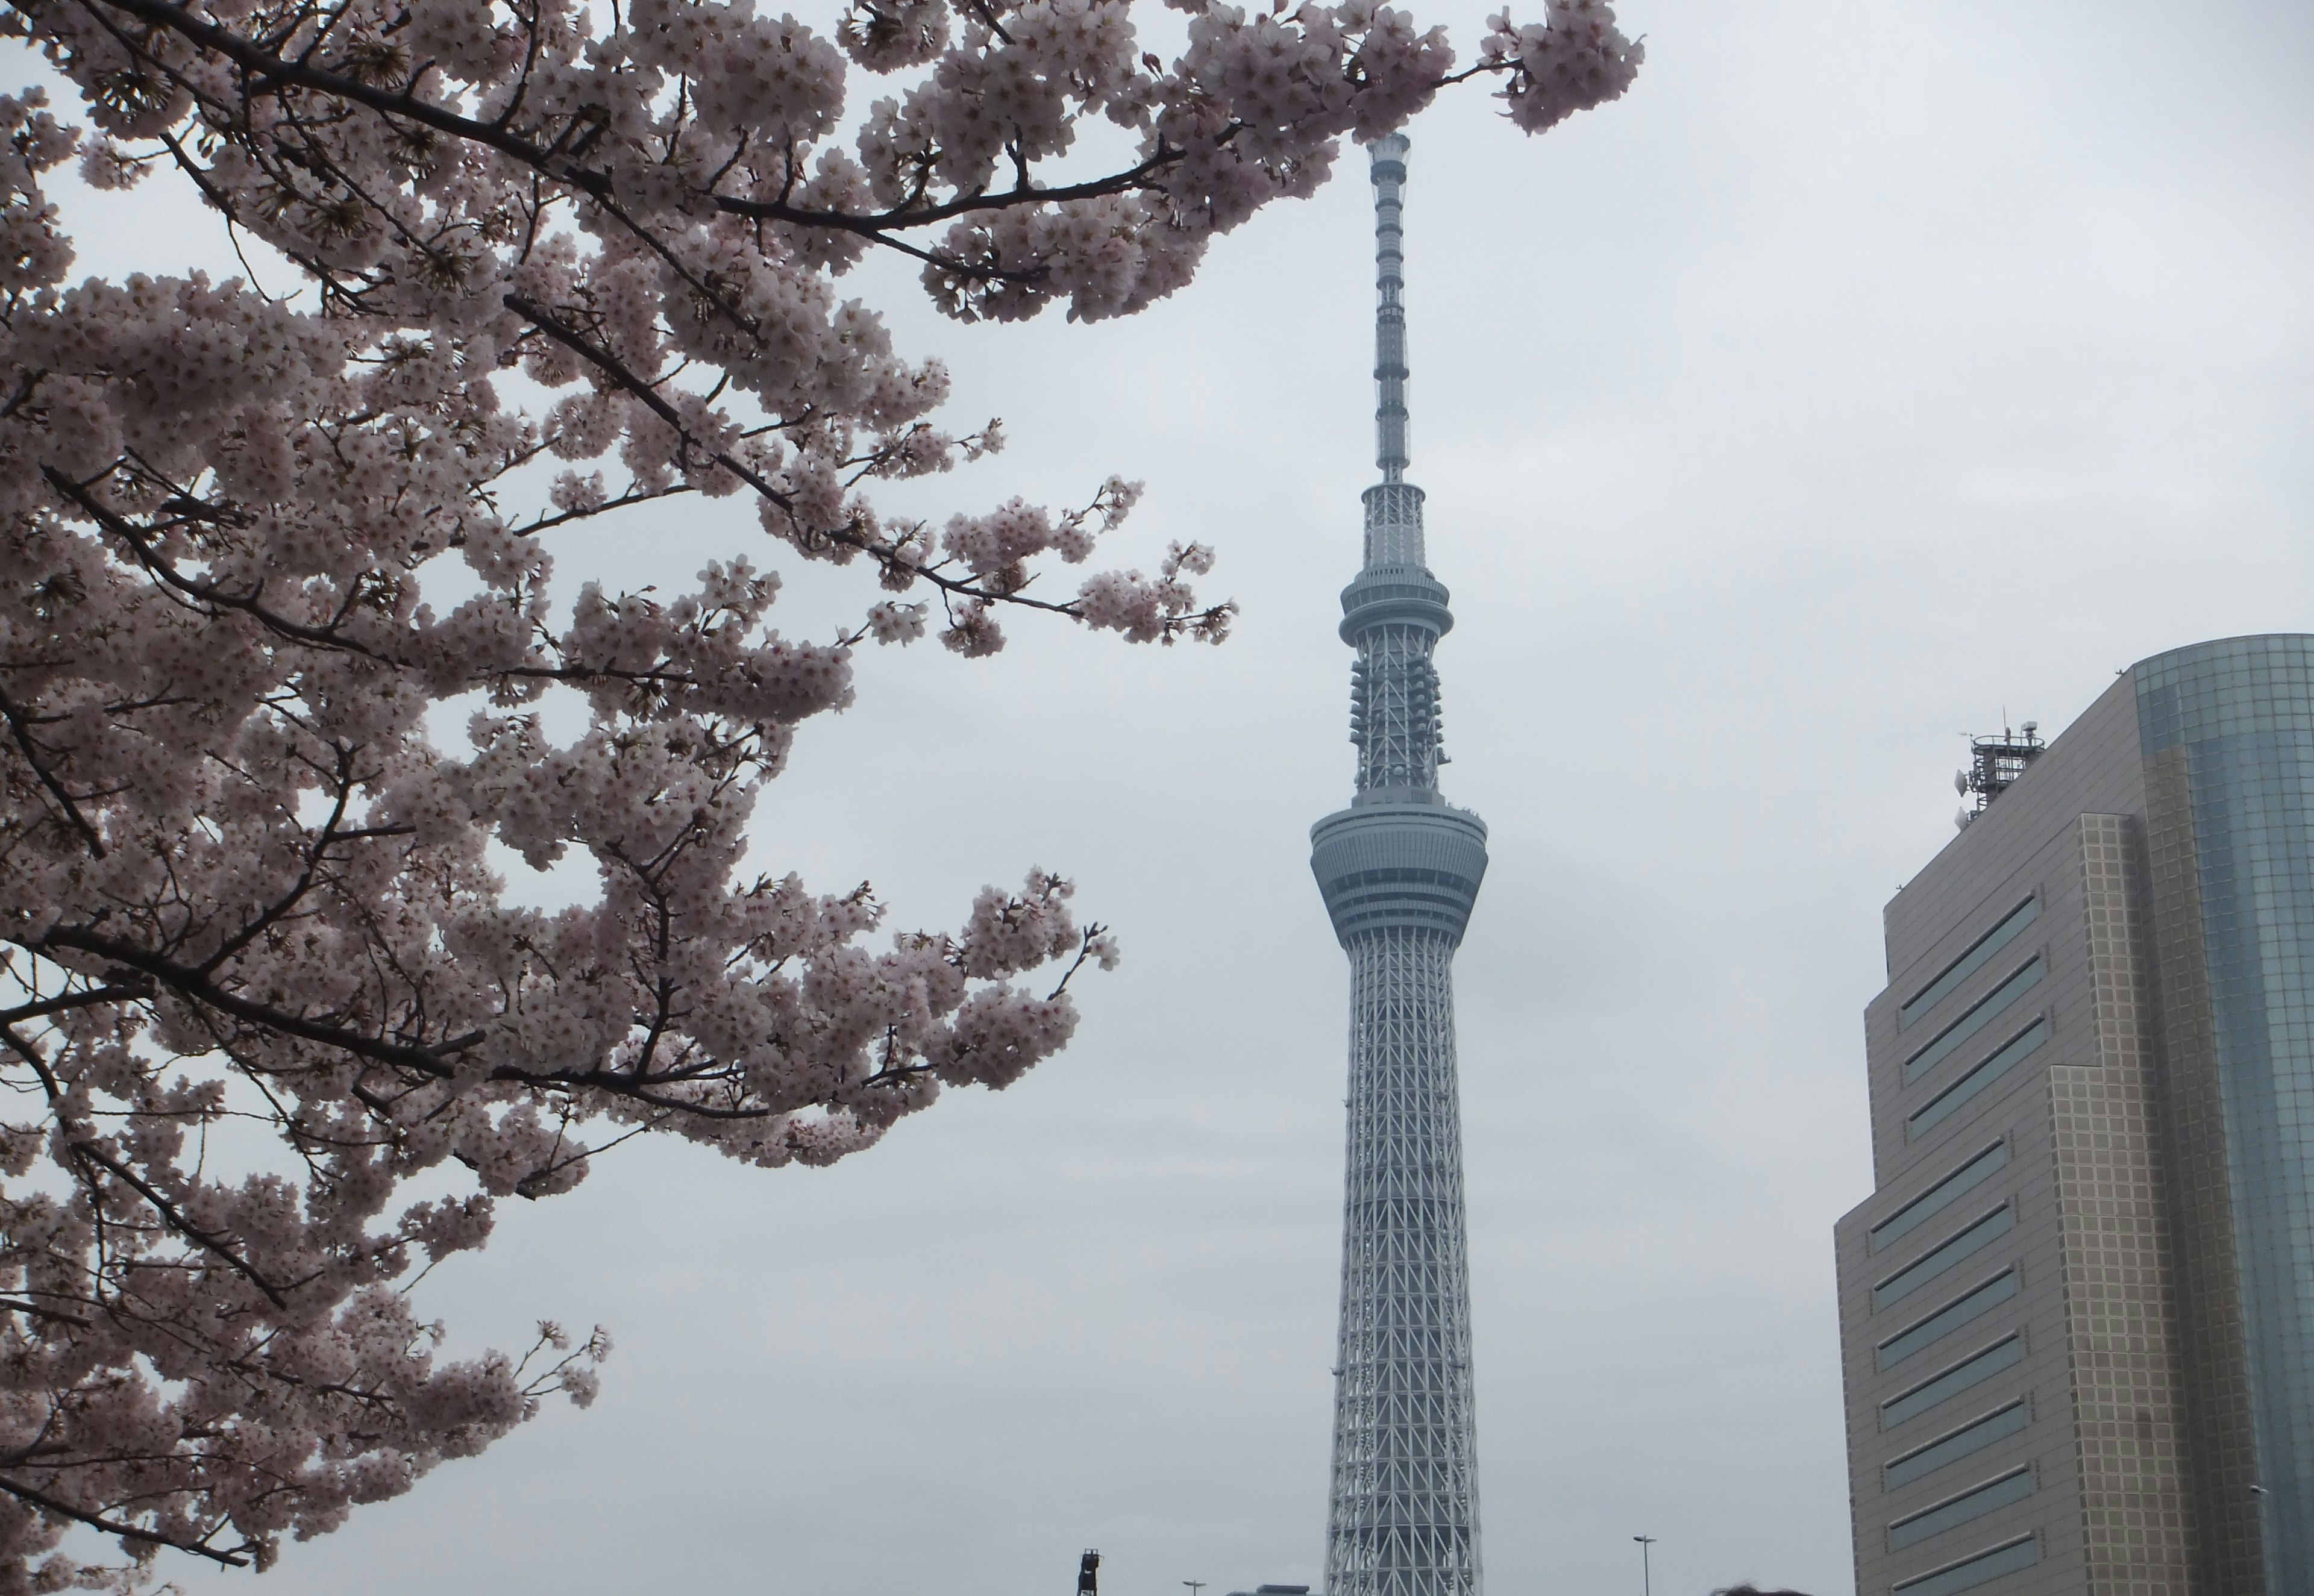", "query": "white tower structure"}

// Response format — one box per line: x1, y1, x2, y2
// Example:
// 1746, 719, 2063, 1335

1309, 134, 1489, 1596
